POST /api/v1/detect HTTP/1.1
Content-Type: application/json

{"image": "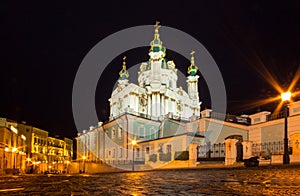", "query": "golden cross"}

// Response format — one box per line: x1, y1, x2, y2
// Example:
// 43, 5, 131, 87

190, 50, 195, 56
155, 21, 160, 30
